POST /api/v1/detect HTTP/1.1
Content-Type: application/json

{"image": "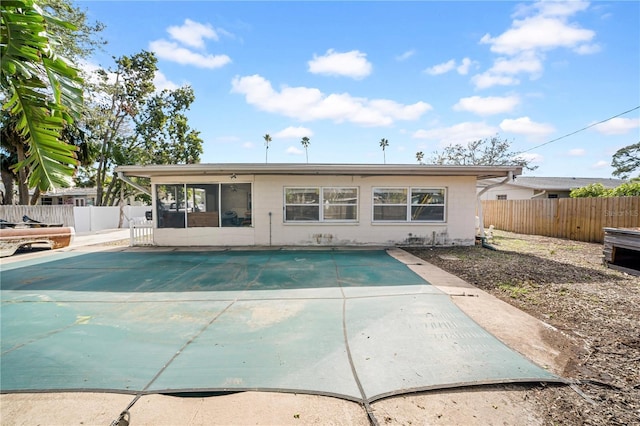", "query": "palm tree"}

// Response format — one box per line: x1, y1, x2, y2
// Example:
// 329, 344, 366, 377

379, 138, 389, 164
416, 151, 424, 165
300, 136, 310, 163
1, 0, 83, 193
263, 134, 271, 163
